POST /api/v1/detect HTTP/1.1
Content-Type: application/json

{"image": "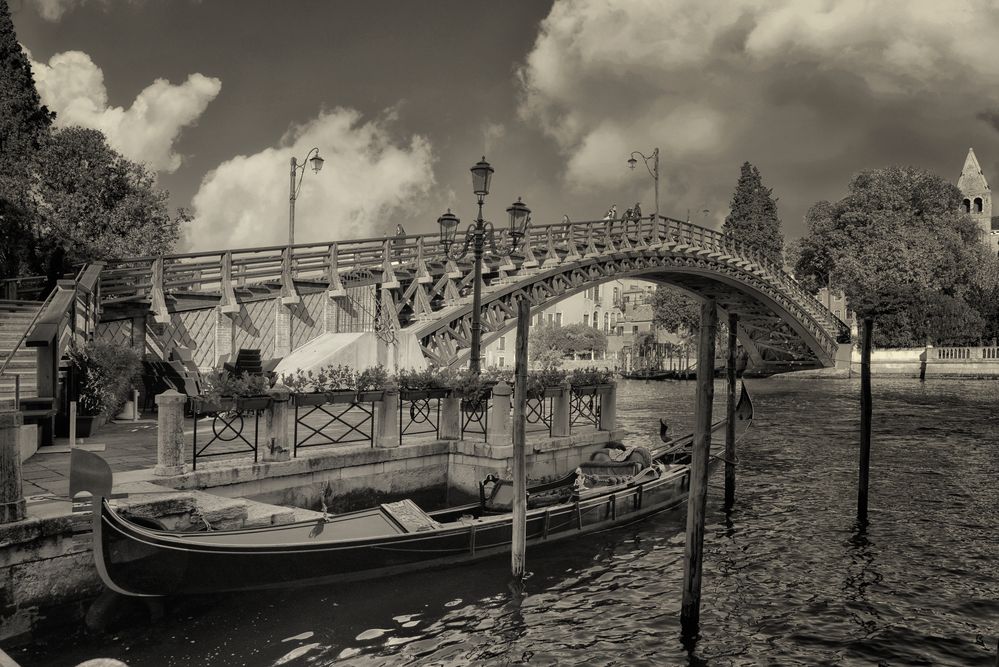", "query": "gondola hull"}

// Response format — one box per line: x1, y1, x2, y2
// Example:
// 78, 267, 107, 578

95, 465, 699, 597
